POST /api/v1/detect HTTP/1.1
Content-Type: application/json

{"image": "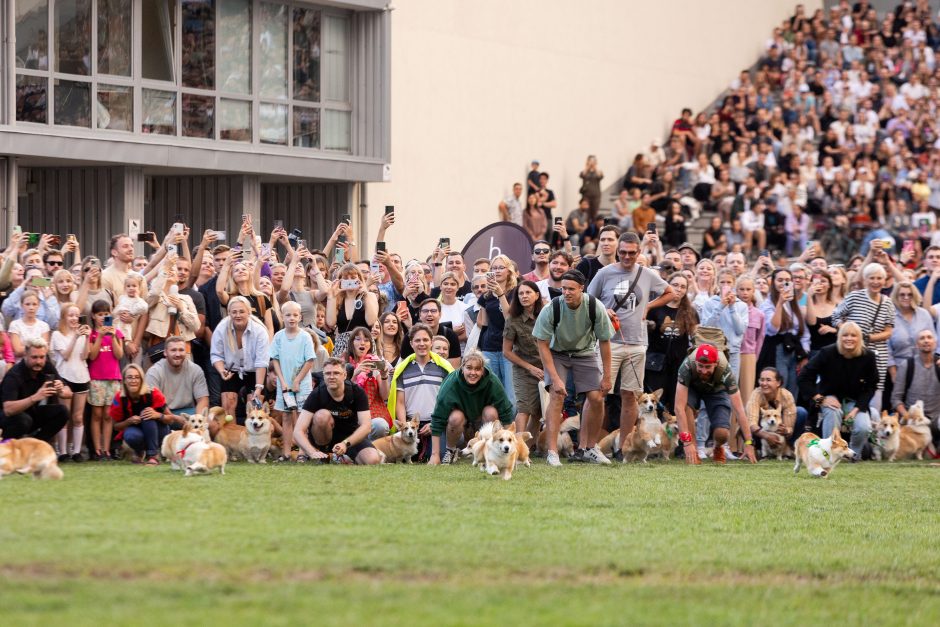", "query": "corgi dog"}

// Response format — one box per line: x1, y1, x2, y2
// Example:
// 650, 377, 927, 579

161, 411, 212, 469
514, 431, 532, 469
659, 411, 679, 460
463, 425, 534, 470
175, 423, 227, 476
207, 406, 229, 437
759, 406, 789, 460
871, 411, 901, 461
598, 429, 620, 457
214, 415, 248, 461
620, 390, 667, 463
896, 401, 932, 460
793, 429, 856, 478
536, 429, 574, 458
0, 431, 63, 480
373, 416, 420, 463
244, 405, 274, 463
480, 421, 519, 480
